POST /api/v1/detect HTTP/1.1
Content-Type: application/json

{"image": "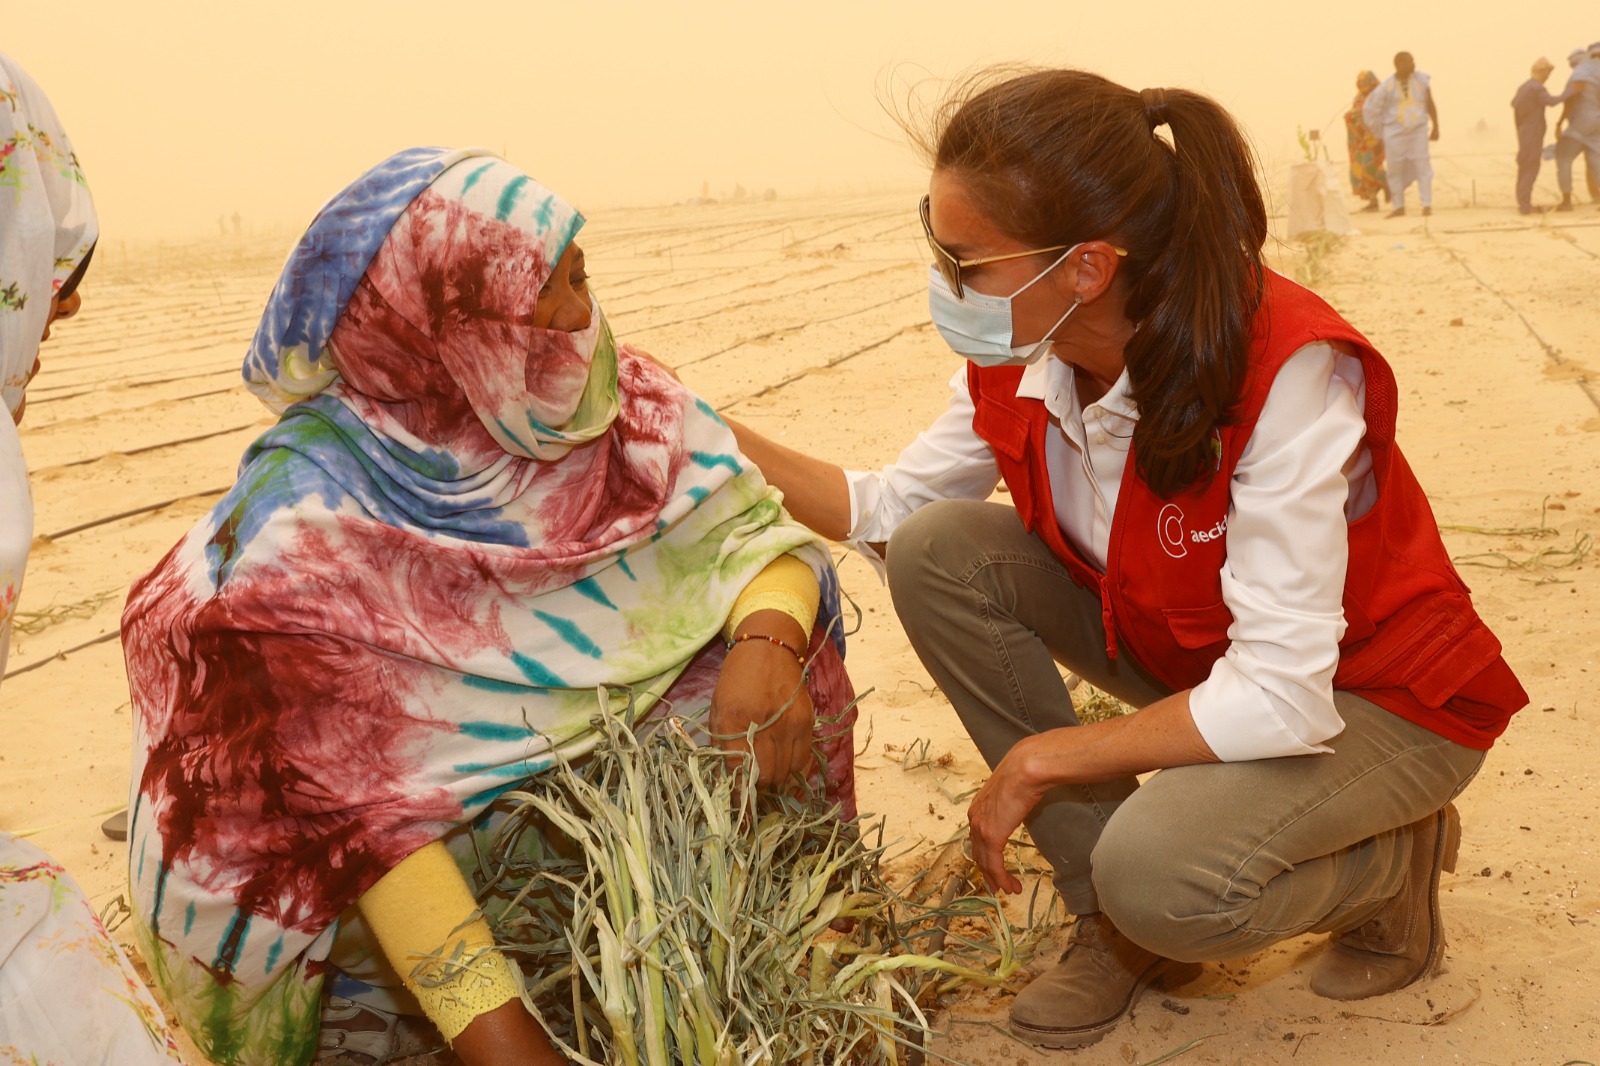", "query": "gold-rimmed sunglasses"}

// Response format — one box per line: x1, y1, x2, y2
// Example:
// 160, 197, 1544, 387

919, 195, 1127, 300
